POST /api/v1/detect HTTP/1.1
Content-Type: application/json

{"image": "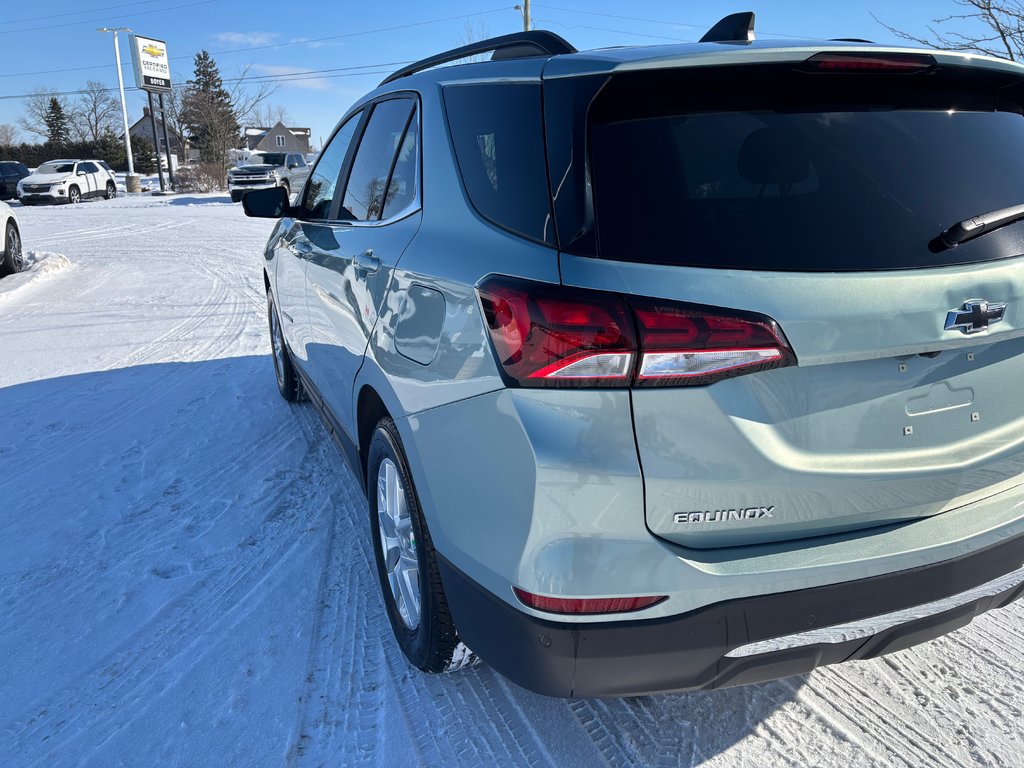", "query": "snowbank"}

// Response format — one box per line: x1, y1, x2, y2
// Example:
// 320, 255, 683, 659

0, 251, 72, 301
